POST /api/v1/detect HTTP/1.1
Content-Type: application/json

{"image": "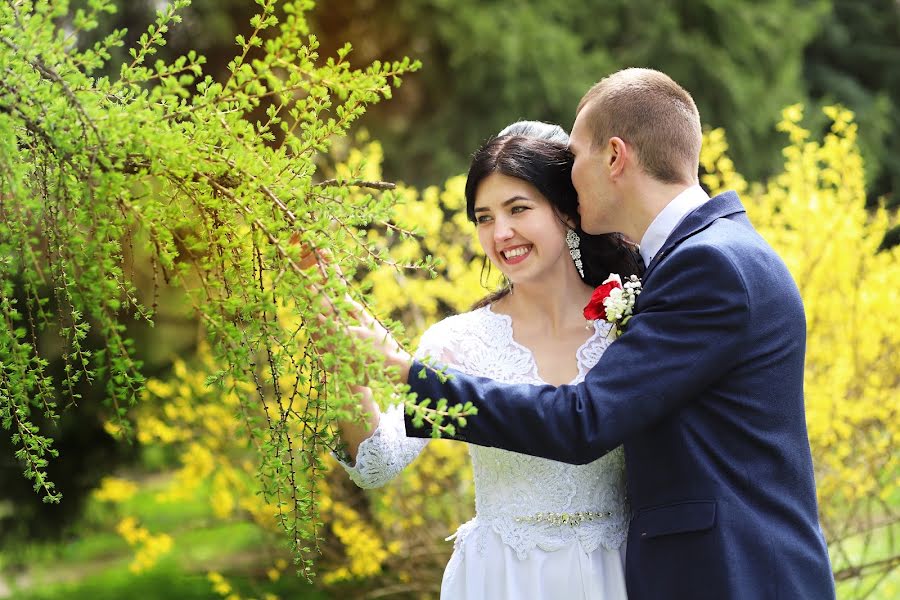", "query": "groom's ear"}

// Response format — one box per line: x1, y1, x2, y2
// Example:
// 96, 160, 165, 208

608, 137, 628, 178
